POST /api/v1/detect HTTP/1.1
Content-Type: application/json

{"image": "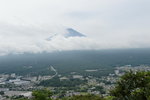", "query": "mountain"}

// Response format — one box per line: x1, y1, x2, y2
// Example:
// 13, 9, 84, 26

46, 28, 86, 41
1, 49, 150, 76
64, 28, 86, 38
